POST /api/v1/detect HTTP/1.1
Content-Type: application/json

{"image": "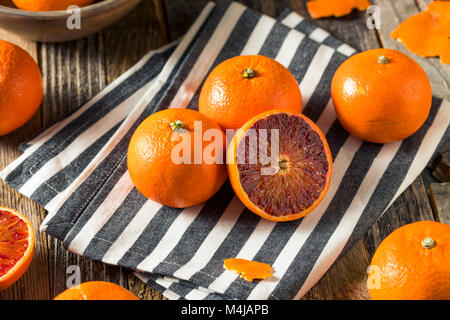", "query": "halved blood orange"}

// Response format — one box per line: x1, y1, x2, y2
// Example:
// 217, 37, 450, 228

227, 110, 332, 222
0, 207, 34, 290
